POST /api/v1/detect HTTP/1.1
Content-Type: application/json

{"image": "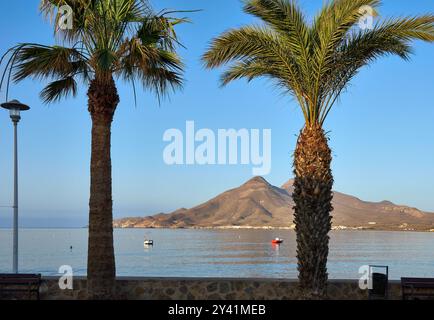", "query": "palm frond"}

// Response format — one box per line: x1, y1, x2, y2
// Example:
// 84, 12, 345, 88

117, 37, 184, 102
202, 25, 303, 87
203, 0, 434, 125
1, 0, 189, 104
243, 0, 311, 80
374, 15, 434, 42
317, 15, 434, 124
202, 24, 310, 120
10, 44, 89, 82
40, 76, 78, 102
